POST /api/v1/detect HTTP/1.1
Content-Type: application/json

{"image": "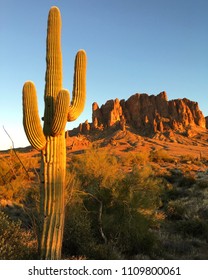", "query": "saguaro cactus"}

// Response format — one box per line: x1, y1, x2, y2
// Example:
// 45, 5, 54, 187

22, 6, 87, 259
